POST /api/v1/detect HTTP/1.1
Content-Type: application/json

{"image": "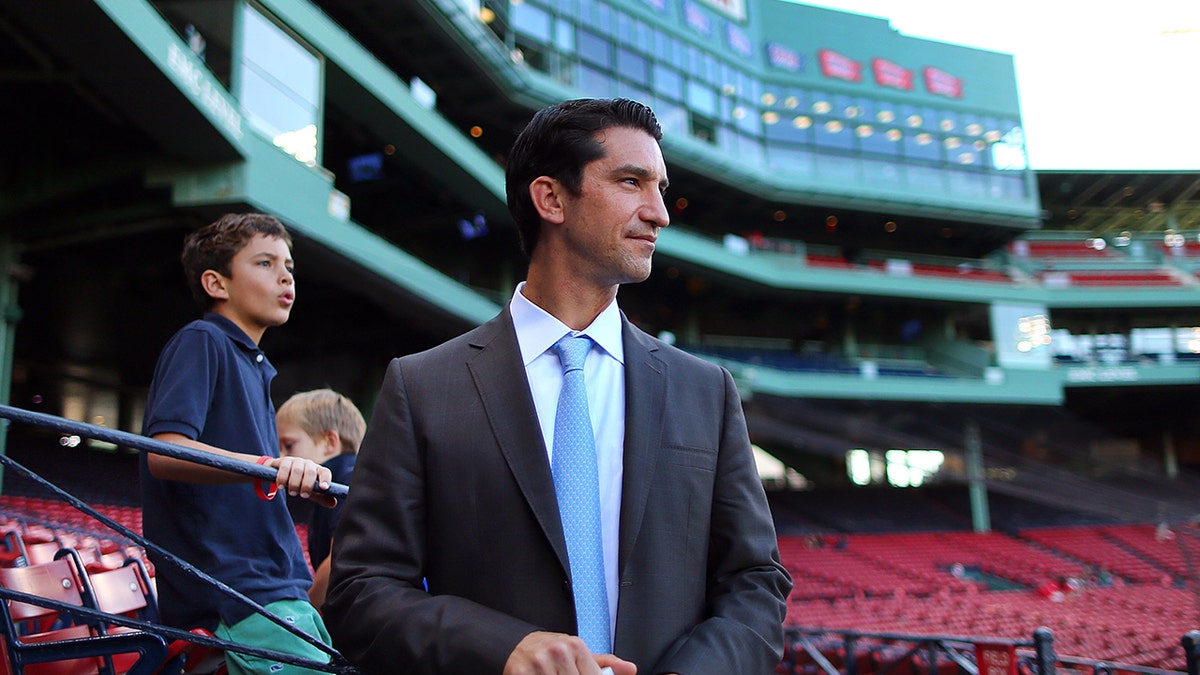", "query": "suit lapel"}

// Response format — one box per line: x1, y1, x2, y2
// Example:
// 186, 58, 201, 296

467, 310, 570, 572
617, 318, 666, 577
